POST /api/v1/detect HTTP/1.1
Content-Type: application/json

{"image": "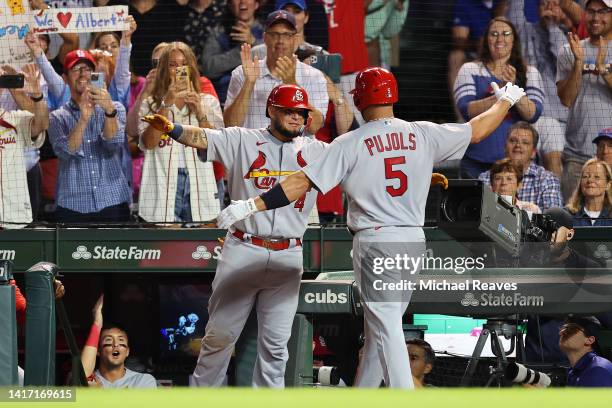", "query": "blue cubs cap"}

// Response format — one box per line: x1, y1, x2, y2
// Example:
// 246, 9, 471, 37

265, 10, 297, 30
593, 127, 612, 144
275, 0, 307, 10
